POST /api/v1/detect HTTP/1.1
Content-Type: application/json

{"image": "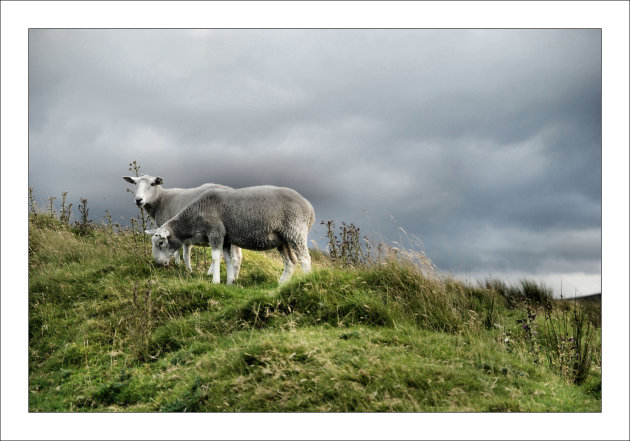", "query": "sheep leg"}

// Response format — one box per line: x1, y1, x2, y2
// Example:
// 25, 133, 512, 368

298, 248, 312, 274
223, 246, 234, 285
173, 249, 181, 265
277, 244, 296, 285
183, 243, 193, 271
231, 246, 242, 280
208, 248, 222, 284
286, 235, 311, 275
